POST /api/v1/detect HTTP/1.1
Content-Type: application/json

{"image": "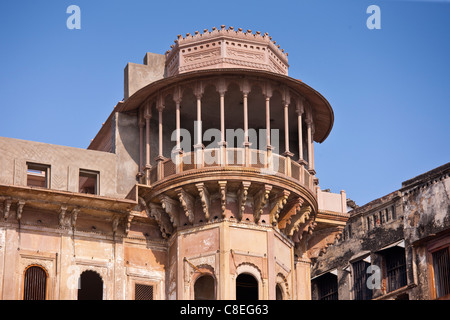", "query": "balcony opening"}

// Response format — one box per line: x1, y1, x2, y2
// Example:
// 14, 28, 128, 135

27, 163, 50, 188
79, 169, 99, 195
